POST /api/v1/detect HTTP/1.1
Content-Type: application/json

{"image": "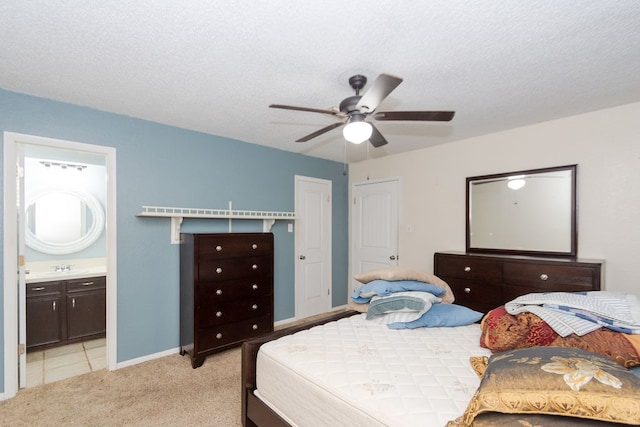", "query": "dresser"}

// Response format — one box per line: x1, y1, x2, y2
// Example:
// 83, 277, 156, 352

434, 252, 603, 314
180, 233, 274, 368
